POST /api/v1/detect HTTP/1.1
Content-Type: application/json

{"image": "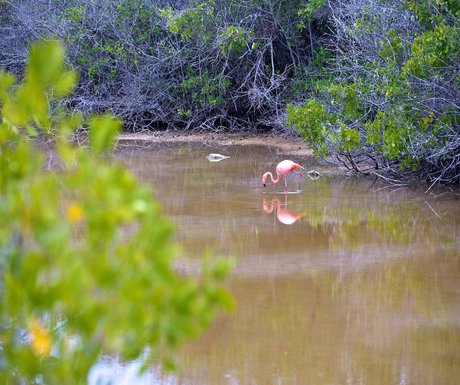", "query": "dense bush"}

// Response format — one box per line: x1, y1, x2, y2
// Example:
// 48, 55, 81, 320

0, 0, 321, 130
287, 0, 459, 184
